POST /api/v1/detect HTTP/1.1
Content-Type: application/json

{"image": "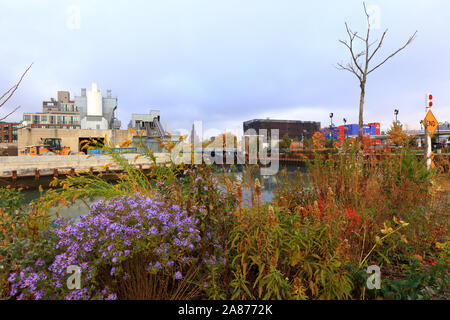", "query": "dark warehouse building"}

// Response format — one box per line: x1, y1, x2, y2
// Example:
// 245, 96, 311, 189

243, 119, 321, 140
